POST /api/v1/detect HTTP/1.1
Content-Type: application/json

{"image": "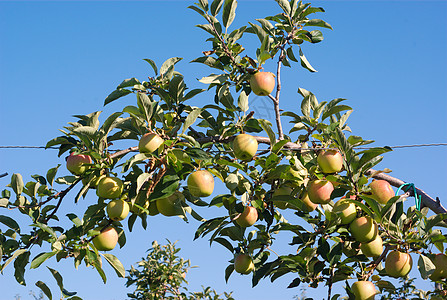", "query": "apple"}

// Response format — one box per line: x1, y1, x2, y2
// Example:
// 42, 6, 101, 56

349, 216, 378, 243
299, 192, 318, 212
66, 153, 92, 175
234, 253, 254, 274
272, 185, 293, 210
187, 170, 214, 197
333, 196, 357, 224
385, 250, 413, 278
369, 180, 395, 204
138, 132, 163, 153
106, 199, 130, 221
249, 72, 275, 96
430, 253, 447, 281
307, 179, 334, 204
235, 206, 258, 227
156, 191, 184, 217
92, 227, 118, 251
232, 134, 258, 161
317, 149, 343, 173
360, 234, 383, 258
96, 176, 124, 199
351, 281, 377, 300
